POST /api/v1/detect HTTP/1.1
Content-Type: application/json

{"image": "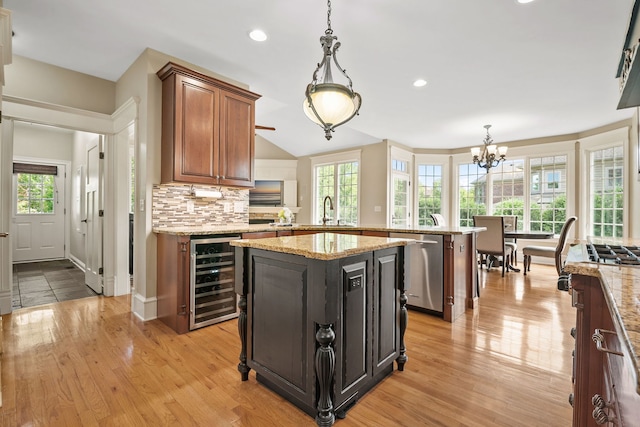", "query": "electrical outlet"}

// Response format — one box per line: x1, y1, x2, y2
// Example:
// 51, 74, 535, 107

139, 199, 145, 212
224, 203, 232, 213
234, 201, 244, 213
374, 206, 381, 212
186, 200, 195, 213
